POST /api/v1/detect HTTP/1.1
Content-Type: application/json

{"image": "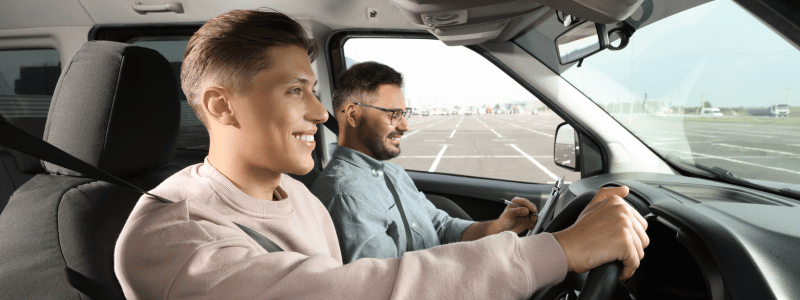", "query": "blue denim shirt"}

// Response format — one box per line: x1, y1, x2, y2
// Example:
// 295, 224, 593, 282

311, 146, 475, 263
